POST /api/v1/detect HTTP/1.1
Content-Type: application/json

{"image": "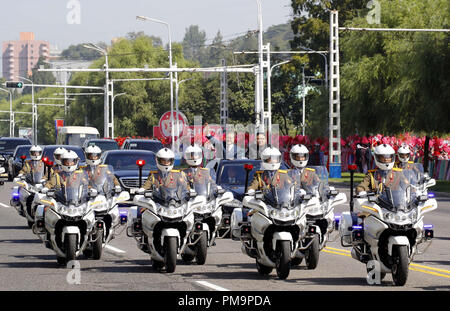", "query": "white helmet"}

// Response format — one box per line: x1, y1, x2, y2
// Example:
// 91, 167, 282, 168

156, 148, 175, 172
373, 144, 395, 171
184, 145, 203, 167
290, 144, 309, 169
30, 145, 43, 161
53, 147, 67, 166
61, 150, 79, 173
397, 144, 411, 163
85, 145, 102, 166
261, 147, 281, 171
